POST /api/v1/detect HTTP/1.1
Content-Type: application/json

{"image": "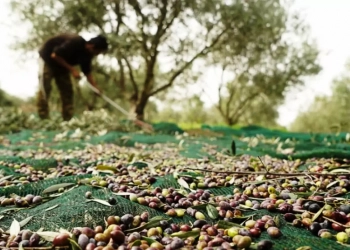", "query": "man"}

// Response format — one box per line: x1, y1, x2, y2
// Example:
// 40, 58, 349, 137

37, 33, 108, 121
